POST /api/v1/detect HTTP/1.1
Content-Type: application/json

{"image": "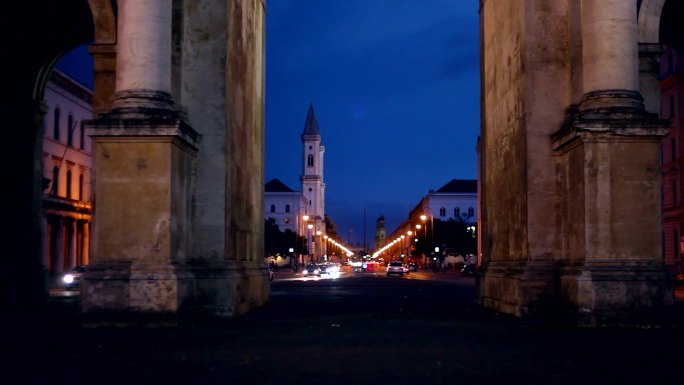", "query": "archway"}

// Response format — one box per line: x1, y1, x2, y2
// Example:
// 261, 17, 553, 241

477, 0, 683, 326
